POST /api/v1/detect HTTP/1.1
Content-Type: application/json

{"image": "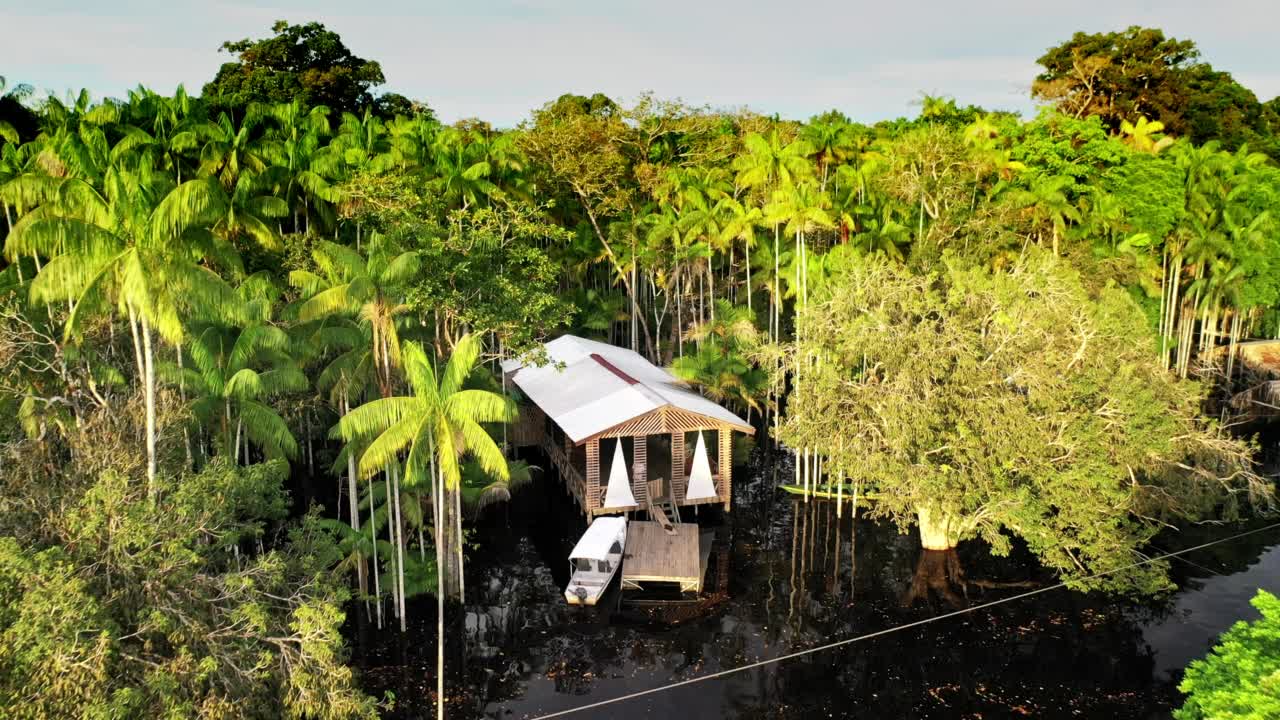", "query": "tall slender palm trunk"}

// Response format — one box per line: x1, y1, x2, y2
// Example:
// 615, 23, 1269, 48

391, 463, 407, 632
344, 395, 367, 600
139, 313, 158, 498
368, 473, 382, 629
453, 480, 465, 603
432, 450, 446, 720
